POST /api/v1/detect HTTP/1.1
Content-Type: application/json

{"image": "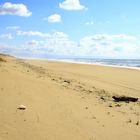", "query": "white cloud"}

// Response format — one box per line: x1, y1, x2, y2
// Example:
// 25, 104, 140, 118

47, 14, 61, 23
0, 31, 76, 57
17, 30, 50, 37
83, 34, 136, 42
6, 26, 20, 30
52, 31, 68, 38
27, 40, 39, 46
112, 34, 136, 40
17, 30, 68, 40
59, 0, 87, 10
78, 34, 138, 58
1, 32, 140, 58
85, 21, 94, 25
0, 2, 32, 17
0, 33, 13, 39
